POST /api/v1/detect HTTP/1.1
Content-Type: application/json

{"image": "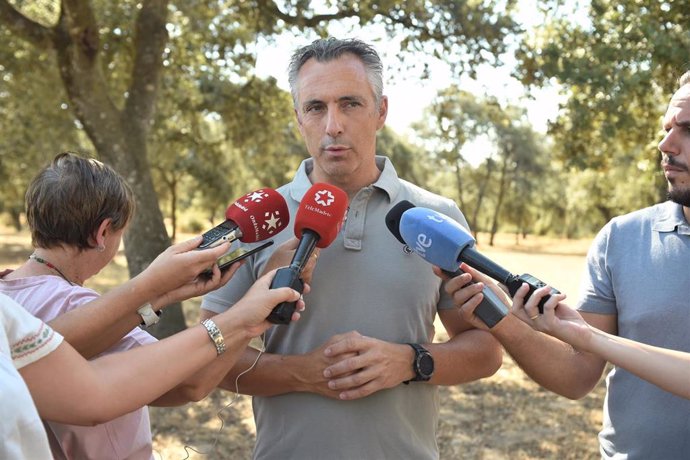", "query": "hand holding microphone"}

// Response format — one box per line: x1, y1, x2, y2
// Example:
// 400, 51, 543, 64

267, 183, 349, 325
385, 201, 510, 327
398, 207, 560, 314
